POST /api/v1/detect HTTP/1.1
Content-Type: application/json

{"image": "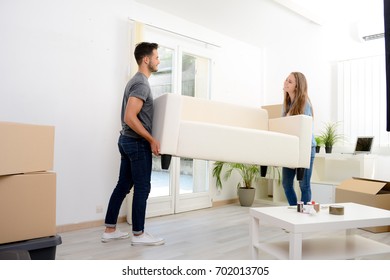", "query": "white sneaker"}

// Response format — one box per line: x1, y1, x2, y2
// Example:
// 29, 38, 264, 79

131, 232, 165, 246
101, 230, 130, 243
